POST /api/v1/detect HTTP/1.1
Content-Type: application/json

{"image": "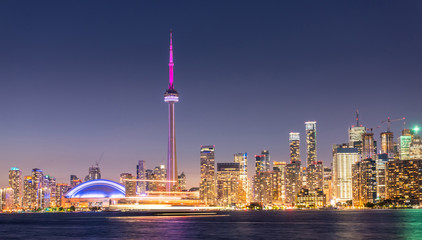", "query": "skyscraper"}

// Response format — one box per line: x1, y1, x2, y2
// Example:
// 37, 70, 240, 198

289, 132, 300, 163
164, 31, 179, 191
55, 183, 69, 207
22, 176, 32, 209
234, 153, 248, 203
9, 167, 22, 209
399, 129, 412, 160
136, 160, 146, 195
307, 161, 324, 191
362, 133, 375, 159
285, 161, 302, 205
380, 131, 394, 158
31, 168, 43, 209
216, 163, 241, 206
332, 145, 360, 203
200, 145, 216, 205
305, 121, 317, 167
255, 150, 270, 173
